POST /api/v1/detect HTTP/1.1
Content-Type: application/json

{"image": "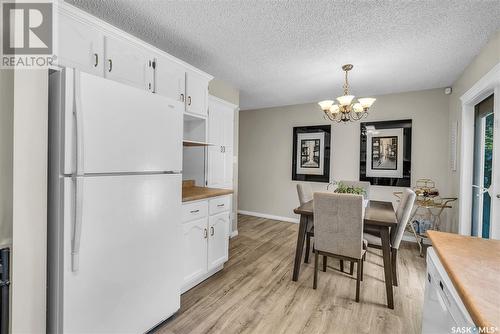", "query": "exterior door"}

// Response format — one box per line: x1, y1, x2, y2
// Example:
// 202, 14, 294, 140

208, 212, 229, 270
471, 94, 498, 238
182, 218, 208, 284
